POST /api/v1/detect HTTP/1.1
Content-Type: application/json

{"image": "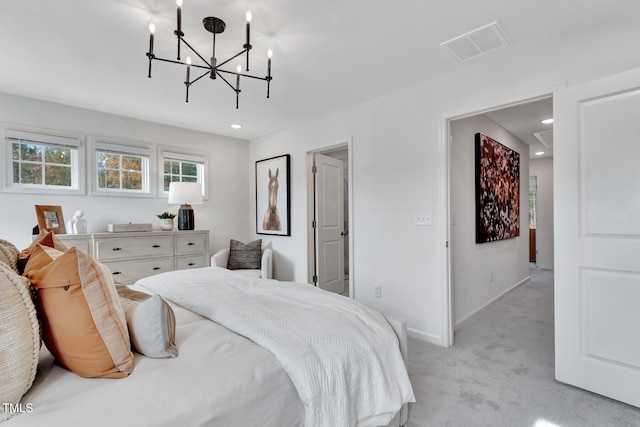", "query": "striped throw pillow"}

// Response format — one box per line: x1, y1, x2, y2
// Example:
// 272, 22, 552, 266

227, 239, 262, 270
